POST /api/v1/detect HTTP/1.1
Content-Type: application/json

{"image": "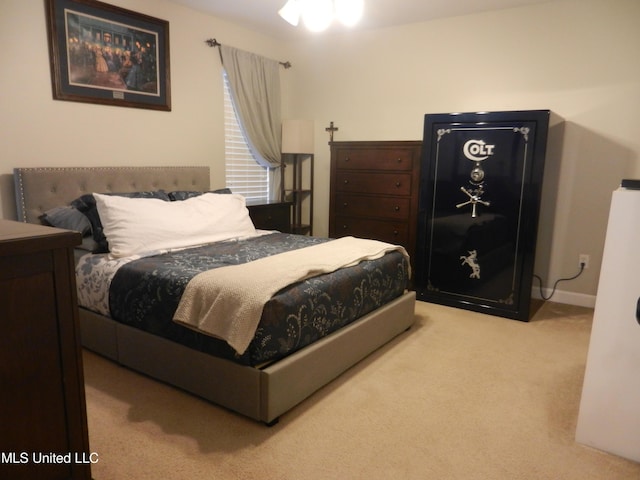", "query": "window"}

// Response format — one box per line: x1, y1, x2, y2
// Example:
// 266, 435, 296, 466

223, 71, 269, 202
